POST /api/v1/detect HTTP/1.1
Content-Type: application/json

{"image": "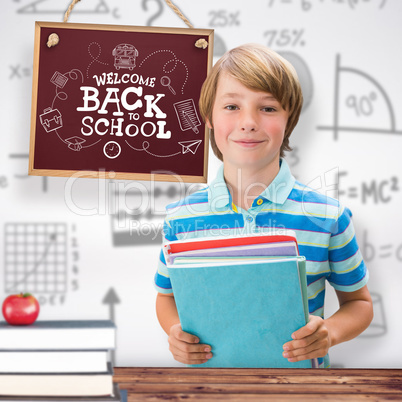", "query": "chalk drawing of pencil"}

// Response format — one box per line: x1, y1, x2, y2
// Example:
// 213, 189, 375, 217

183, 111, 199, 134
